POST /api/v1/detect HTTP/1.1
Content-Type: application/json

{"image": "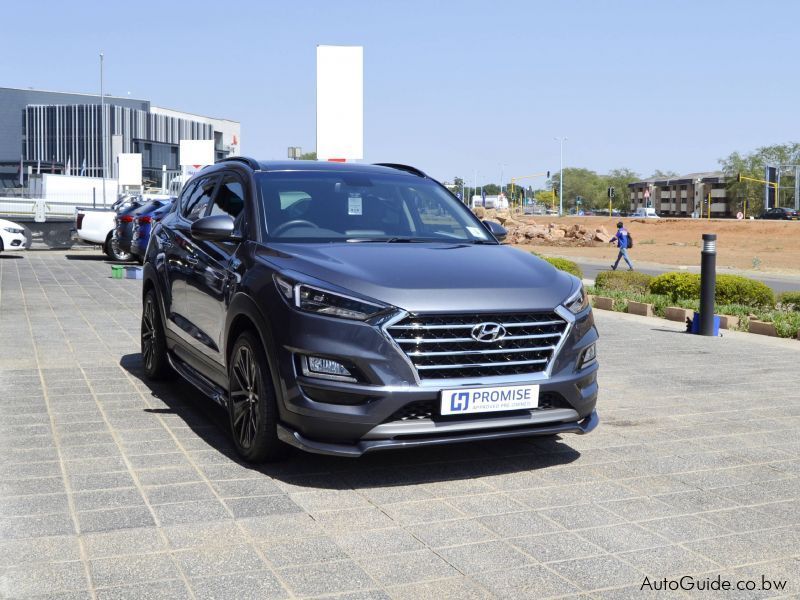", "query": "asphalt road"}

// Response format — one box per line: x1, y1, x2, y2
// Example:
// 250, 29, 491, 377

571, 258, 800, 294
